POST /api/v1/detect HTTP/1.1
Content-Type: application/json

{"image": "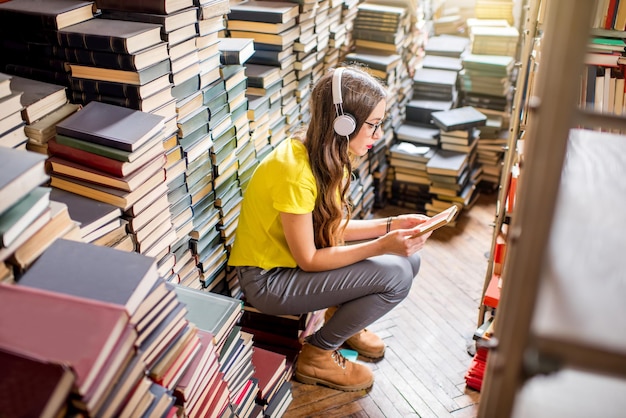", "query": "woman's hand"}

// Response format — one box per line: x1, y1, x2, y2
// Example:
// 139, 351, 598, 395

389, 213, 432, 231
379, 227, 433, 257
